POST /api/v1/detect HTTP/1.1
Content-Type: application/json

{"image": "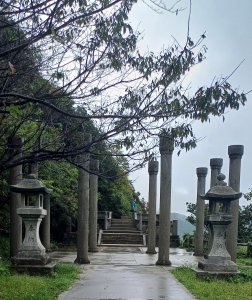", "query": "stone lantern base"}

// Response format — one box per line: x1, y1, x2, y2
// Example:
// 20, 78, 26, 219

198, 257, 238, 273
11, 250, 51, 266
11, 208, 56, 275
11, 262, 56, 275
